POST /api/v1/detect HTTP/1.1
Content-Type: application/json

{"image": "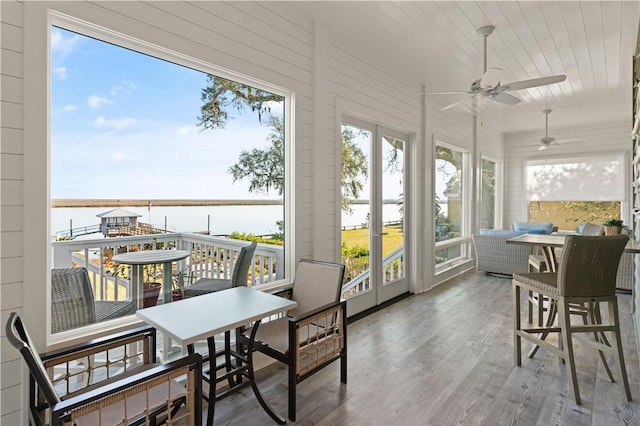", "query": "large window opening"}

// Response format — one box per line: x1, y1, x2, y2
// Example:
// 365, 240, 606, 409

526, 154, 627, 231
434, 141, 470, 267
481, 157, 501, 229
49, 20, 291, 339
